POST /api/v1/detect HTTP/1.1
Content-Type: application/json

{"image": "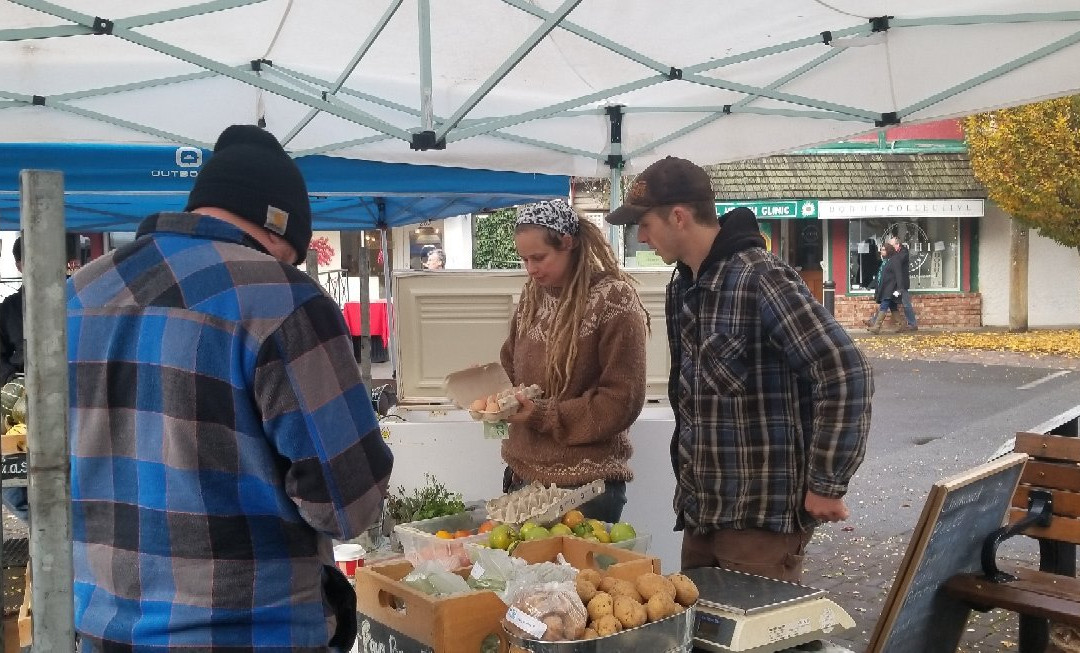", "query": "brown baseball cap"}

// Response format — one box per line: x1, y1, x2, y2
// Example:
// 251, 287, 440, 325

605, 156, 715, 225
